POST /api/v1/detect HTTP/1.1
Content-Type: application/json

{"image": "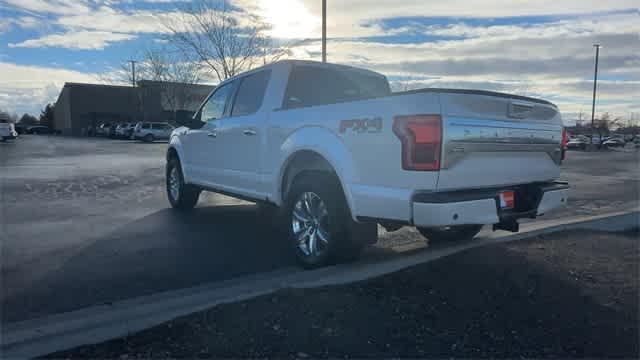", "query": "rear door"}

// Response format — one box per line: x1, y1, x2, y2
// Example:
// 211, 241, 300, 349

216, 69, 271, 198
437, 92, 563, 191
